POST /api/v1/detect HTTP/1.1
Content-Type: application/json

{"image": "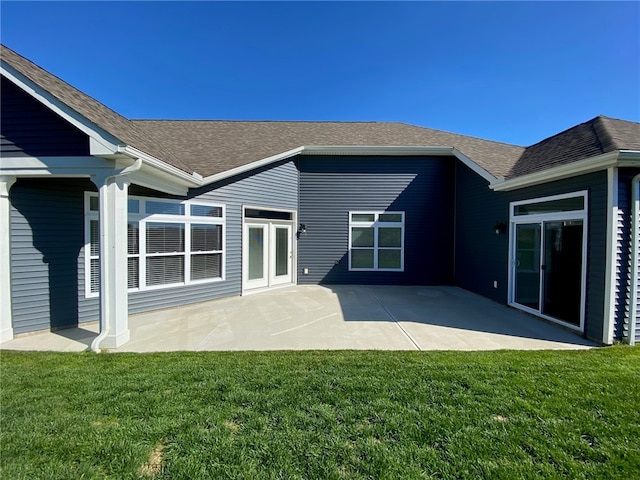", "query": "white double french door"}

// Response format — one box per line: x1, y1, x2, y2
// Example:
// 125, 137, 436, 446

243, 222, 293, 291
